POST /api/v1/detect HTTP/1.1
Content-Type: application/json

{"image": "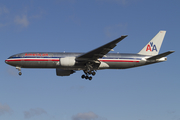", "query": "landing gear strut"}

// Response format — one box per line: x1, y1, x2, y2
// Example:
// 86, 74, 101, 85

16, 66, 22, 76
